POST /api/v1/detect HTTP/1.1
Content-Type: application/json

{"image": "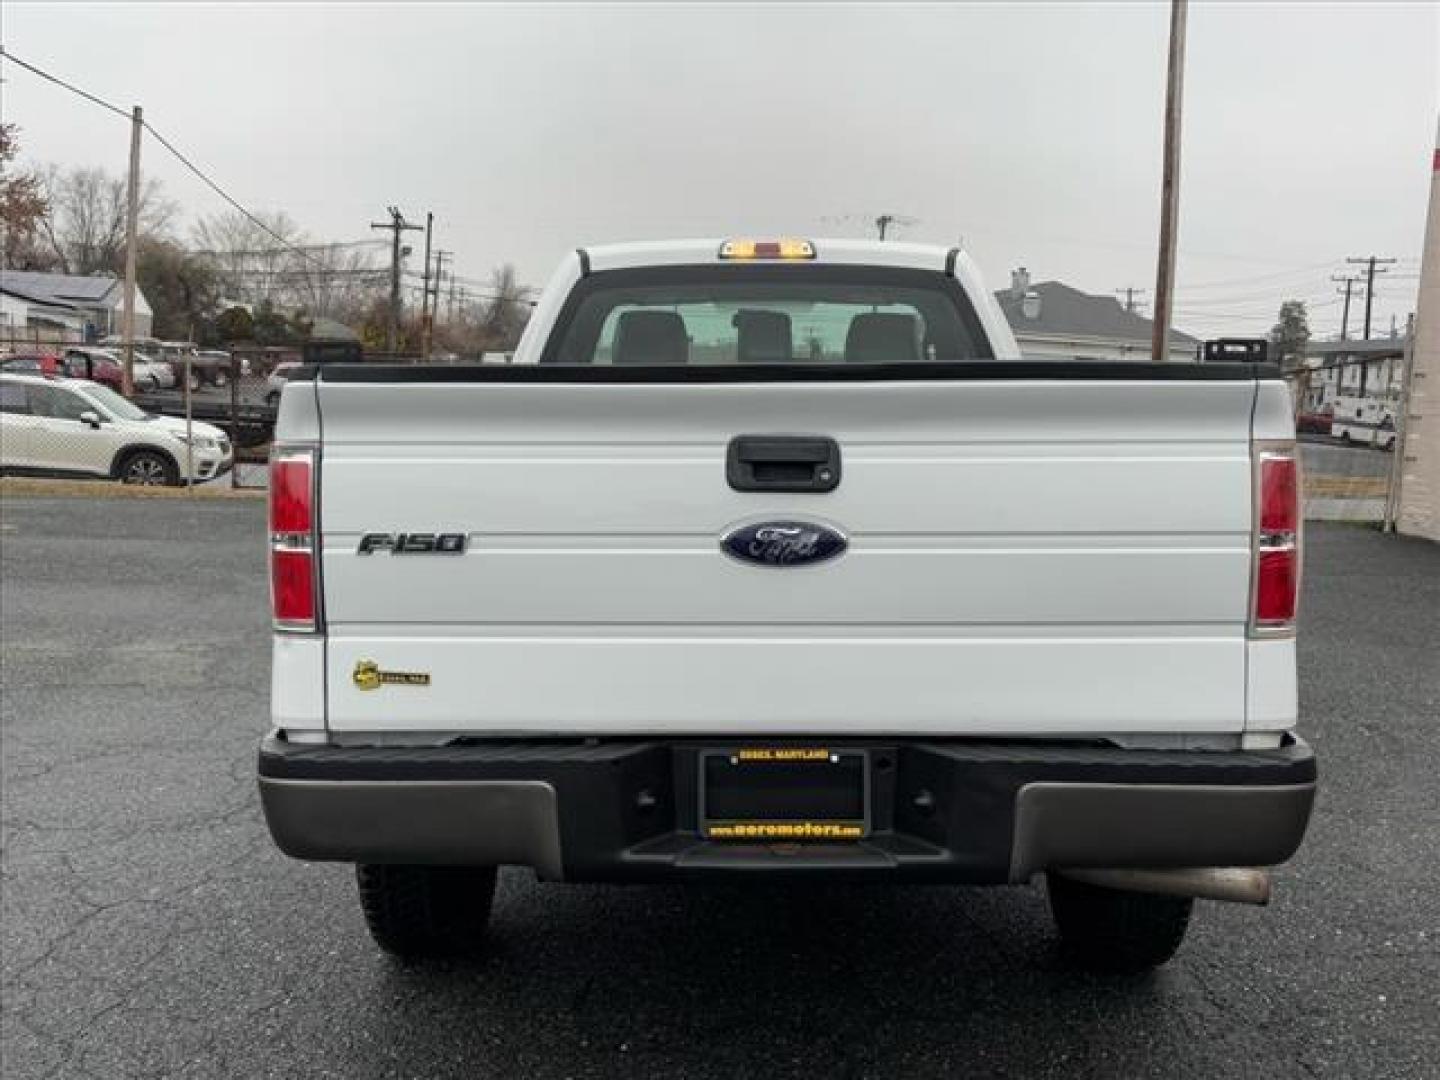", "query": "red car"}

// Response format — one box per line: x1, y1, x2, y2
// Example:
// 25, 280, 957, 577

62, 348, 125, 391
